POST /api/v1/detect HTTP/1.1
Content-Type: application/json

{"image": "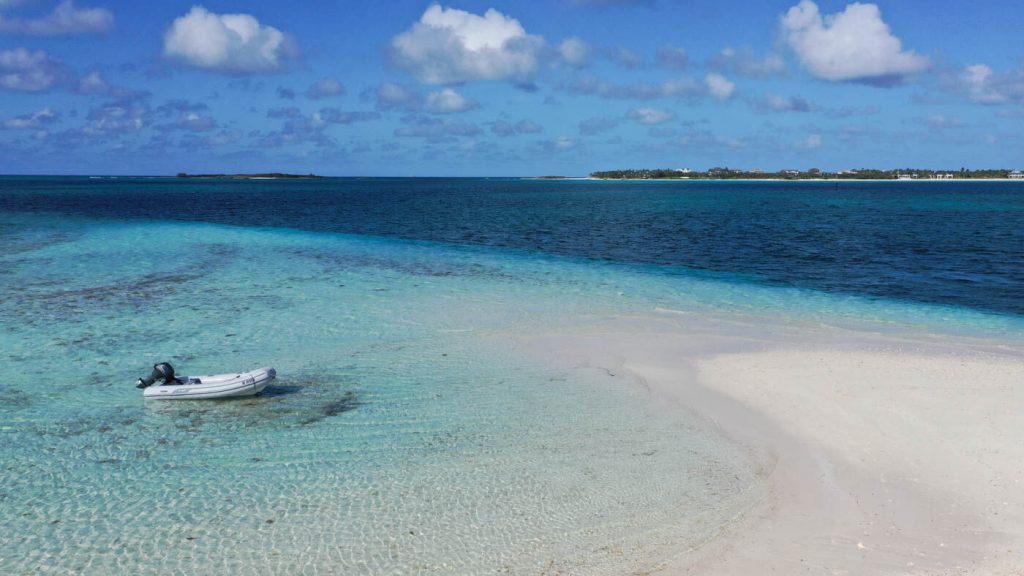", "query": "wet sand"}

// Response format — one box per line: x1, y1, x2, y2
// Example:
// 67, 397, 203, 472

504, 311, 1024, 575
